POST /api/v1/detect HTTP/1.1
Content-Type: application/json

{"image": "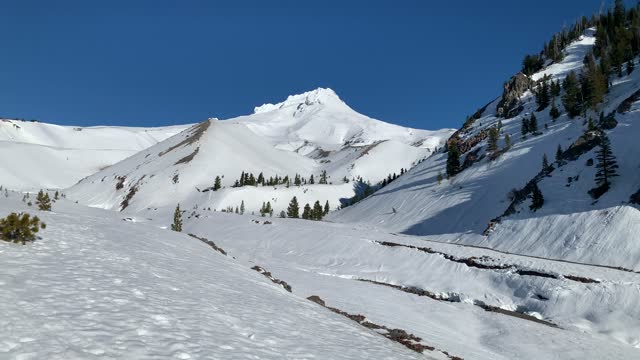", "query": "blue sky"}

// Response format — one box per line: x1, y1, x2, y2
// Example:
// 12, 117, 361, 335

0, 0, 630, 129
